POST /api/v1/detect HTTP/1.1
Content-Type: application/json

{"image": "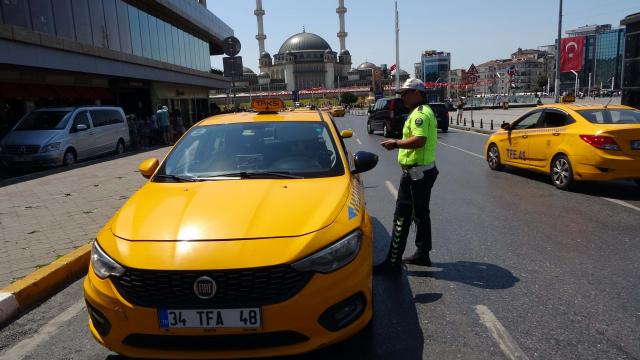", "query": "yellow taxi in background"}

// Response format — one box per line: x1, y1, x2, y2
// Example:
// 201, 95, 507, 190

84, 98, 378, 359
484, 103, 640, 190
330, 106, 346, 117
